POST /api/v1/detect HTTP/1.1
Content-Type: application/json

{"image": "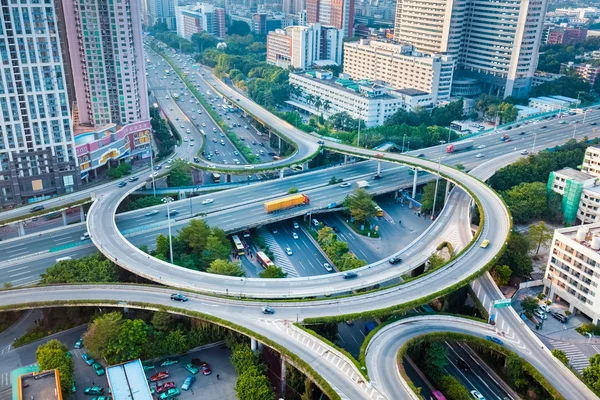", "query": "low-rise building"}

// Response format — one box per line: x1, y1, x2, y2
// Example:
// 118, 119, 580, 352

532, 71, 564, 87
529, 96, 580, 112
560, 62, 600, 85
287, 71, 432, 127
546, 27, 588, 44
547, 166, 600, 224
19, 369, 61, 400
176, 3, 226, 40
543, 223, 600, 324
107, 359, 153, 400
342, 39, 454, 104
583, 145, 600, 177
515, 105, 543, 120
